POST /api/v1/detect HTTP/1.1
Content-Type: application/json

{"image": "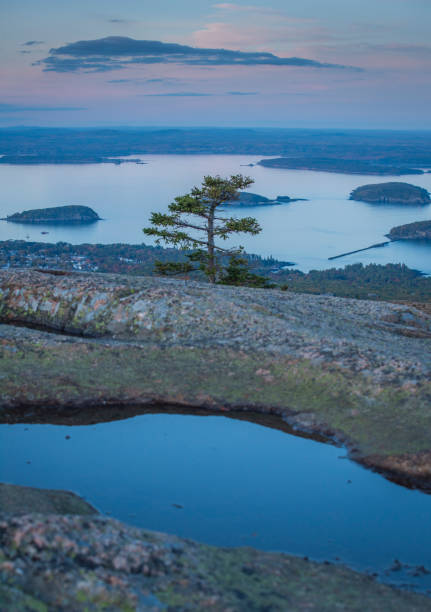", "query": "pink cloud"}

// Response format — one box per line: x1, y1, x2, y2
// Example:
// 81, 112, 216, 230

192, 5, 335, 58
